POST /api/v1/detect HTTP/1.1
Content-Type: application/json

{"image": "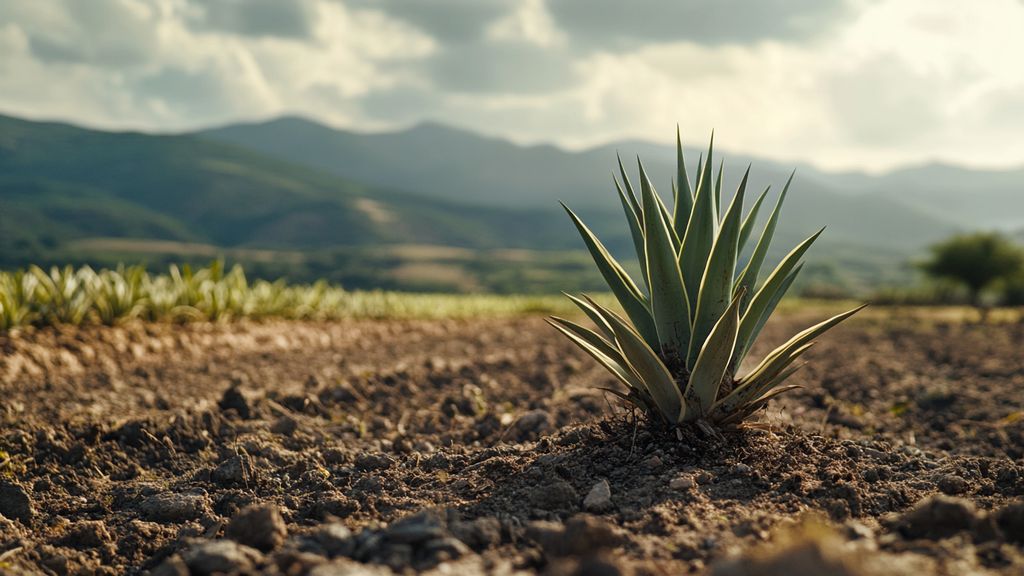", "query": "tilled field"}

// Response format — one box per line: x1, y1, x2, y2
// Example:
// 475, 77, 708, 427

0, 313, 1022, 575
